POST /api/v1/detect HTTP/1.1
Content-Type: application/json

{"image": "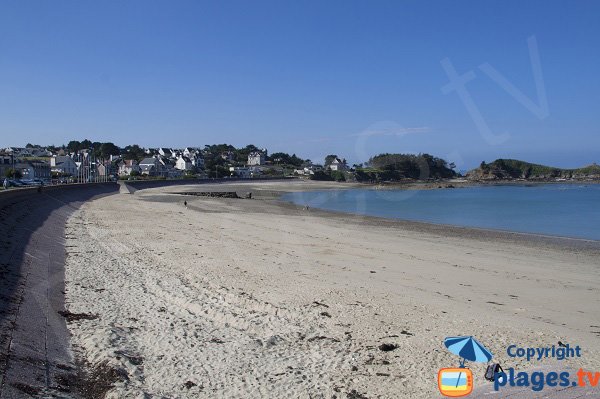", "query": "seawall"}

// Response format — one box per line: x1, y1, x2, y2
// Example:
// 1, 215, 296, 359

0, 183, 118, 398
